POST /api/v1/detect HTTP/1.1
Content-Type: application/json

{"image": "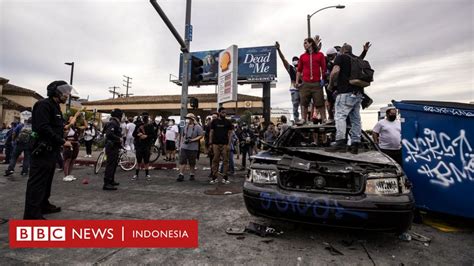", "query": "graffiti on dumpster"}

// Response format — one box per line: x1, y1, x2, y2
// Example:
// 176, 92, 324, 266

259, 192, 368, 220
423, 106, 474, 117
402, 128, 474, 188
